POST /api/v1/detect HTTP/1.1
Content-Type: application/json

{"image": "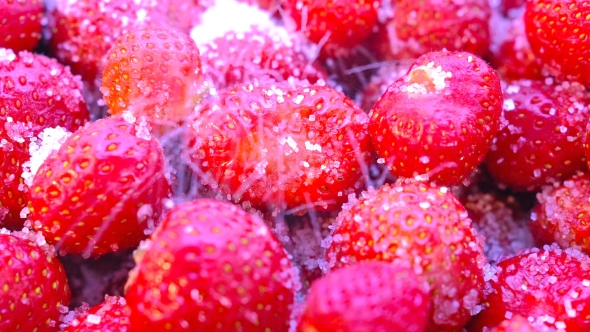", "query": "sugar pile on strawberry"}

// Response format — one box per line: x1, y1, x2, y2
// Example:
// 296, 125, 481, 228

5, 0, 590, 331
190, 0, 327, 92
0, 50, 89, 229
